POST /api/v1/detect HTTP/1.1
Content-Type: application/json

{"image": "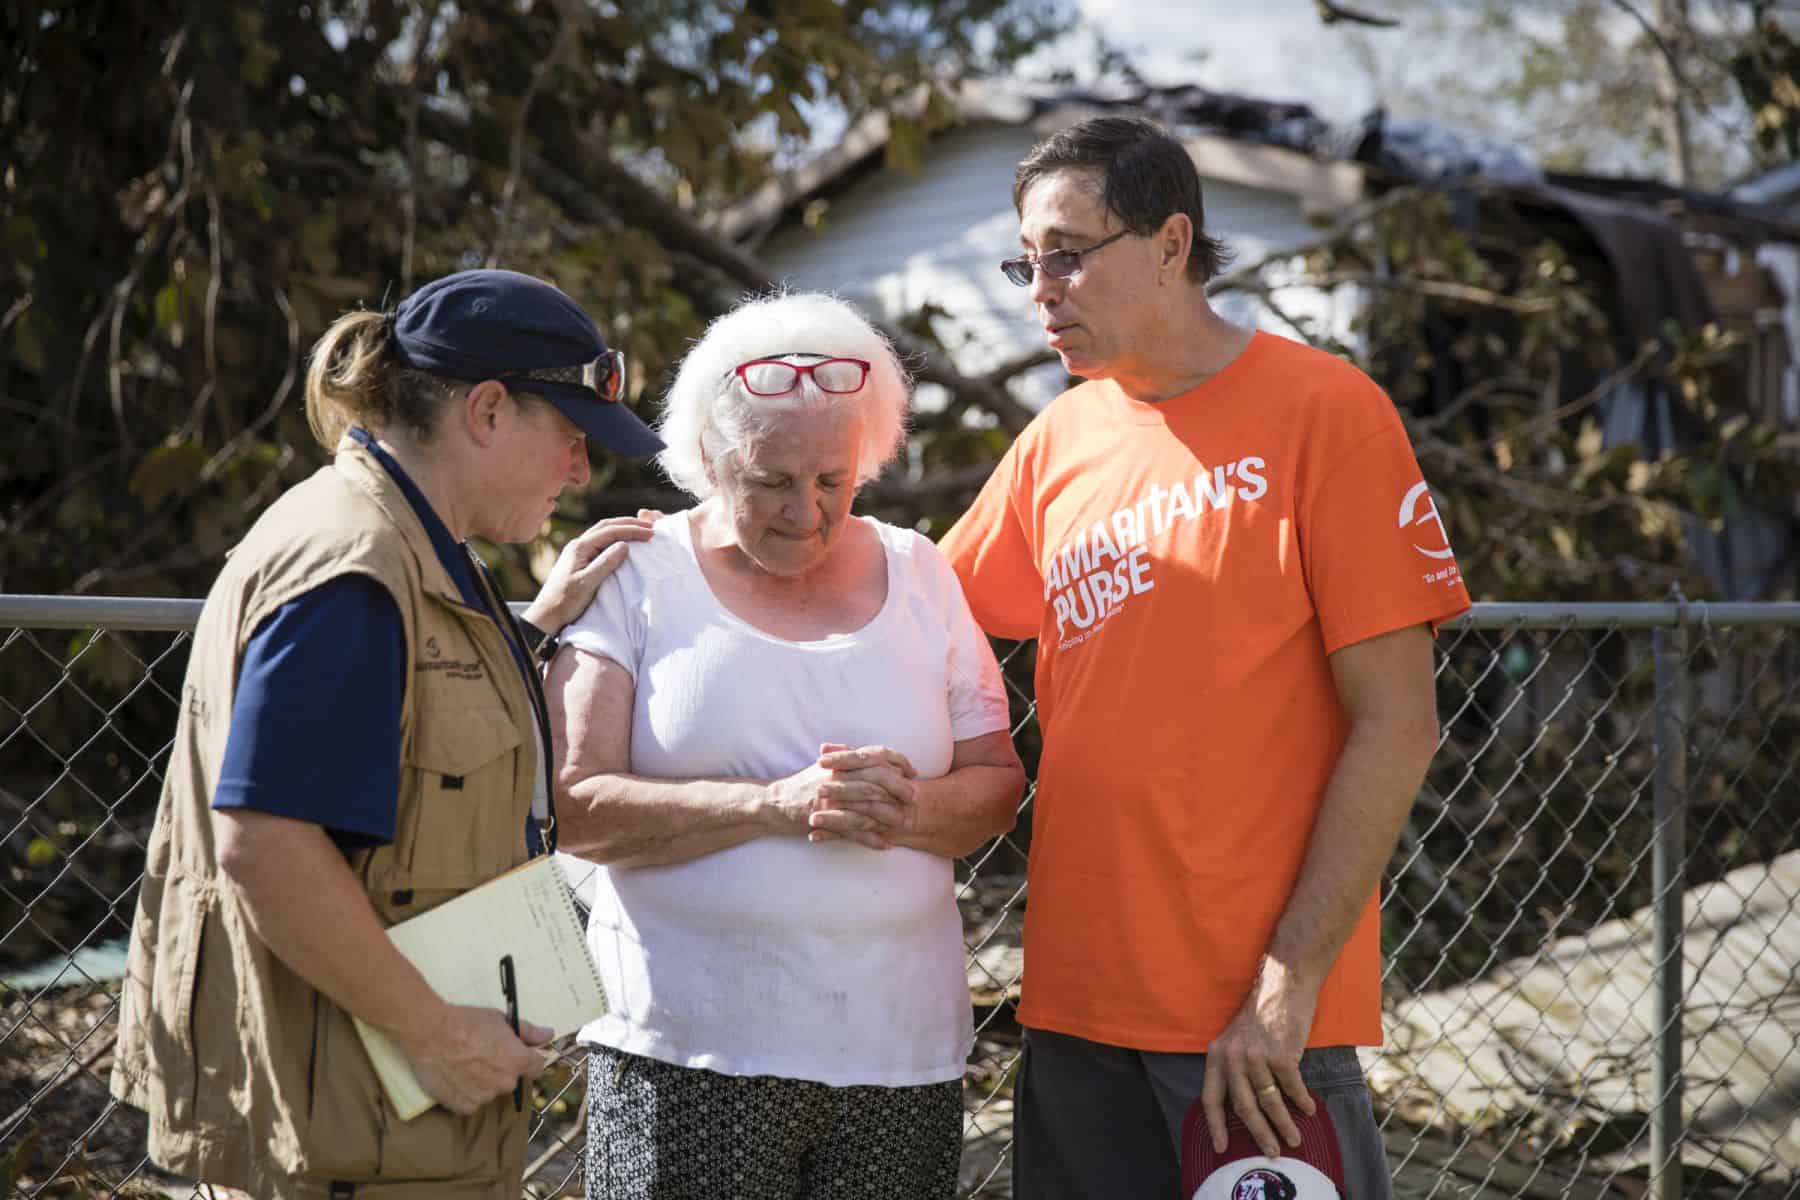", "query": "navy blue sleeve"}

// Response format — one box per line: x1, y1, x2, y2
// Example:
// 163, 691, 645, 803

213, 574, 406, 850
